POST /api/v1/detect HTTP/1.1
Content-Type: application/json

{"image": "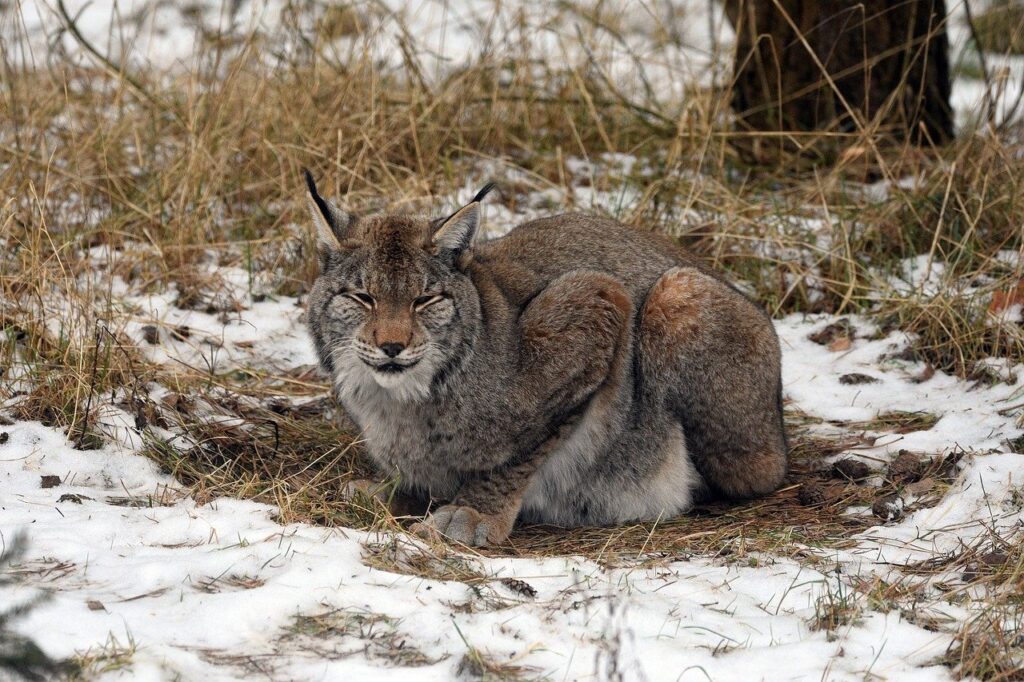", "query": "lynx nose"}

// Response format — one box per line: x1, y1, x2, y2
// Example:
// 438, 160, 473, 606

380, 342, 405, 358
